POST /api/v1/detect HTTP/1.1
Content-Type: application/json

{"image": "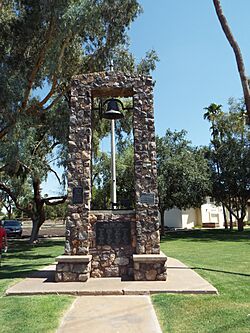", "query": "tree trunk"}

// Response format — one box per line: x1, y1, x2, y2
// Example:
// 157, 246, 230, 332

29, 217, 40, 243
213, 0, 250, 120
237, 217, 244, 232
222, 204, 228, 229
7, 208, 12, 219
2, 200, 12, 219
160, 208, 165, 236
229, 210, 233, 231
29, 178, 46, 243
29, 212, 46, 243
